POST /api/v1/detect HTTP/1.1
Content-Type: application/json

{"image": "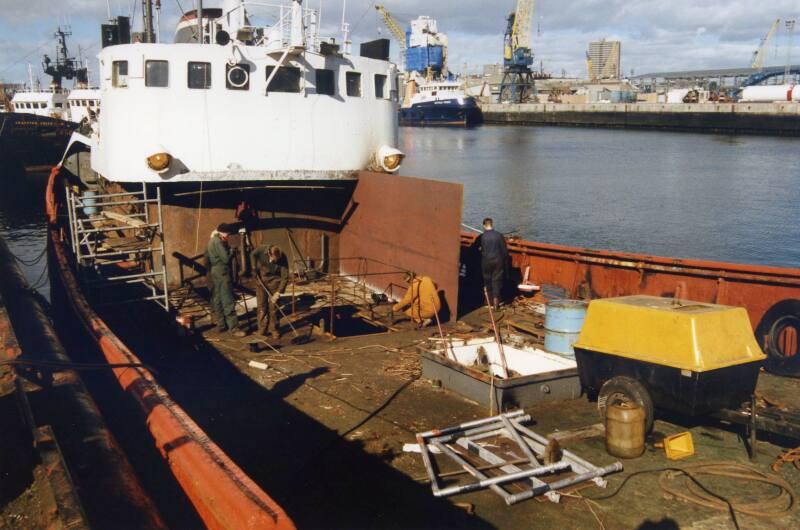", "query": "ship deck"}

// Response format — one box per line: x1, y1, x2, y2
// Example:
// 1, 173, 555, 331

93, 281, 800, 529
